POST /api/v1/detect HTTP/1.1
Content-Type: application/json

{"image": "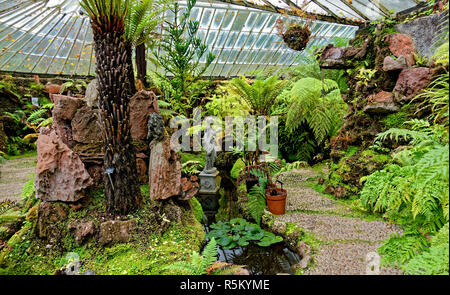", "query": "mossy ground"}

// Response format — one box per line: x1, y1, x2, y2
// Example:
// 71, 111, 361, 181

0, 186, 205, 275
